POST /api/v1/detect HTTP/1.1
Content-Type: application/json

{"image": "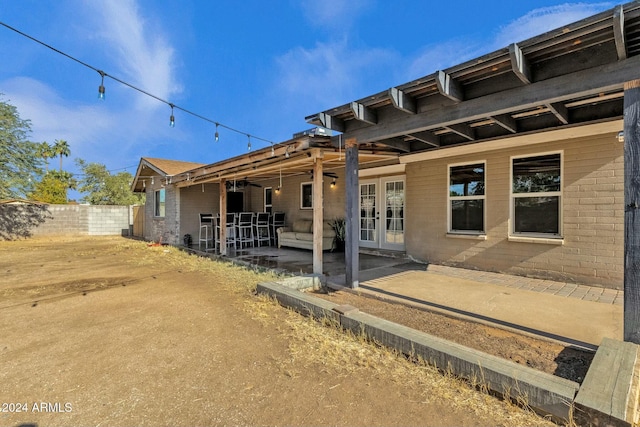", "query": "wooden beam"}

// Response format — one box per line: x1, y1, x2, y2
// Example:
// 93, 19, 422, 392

446, 123, 475, 141
624, 79, 640, 344
547, 102, 569, 125
345, 138, 359, 289
312, 154, 324, 275
509, 43, 532, 84
491, 114, 517, 133
350, 102, 378, 125
317, 112, 345, 132
436, 70, 464, 102
409, 130, 440, 147
378, 138, 410, 152
344, 54, 640, 144
614, 5, 627, 61
219, 179, 227, 256
389, 87, 416, 114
